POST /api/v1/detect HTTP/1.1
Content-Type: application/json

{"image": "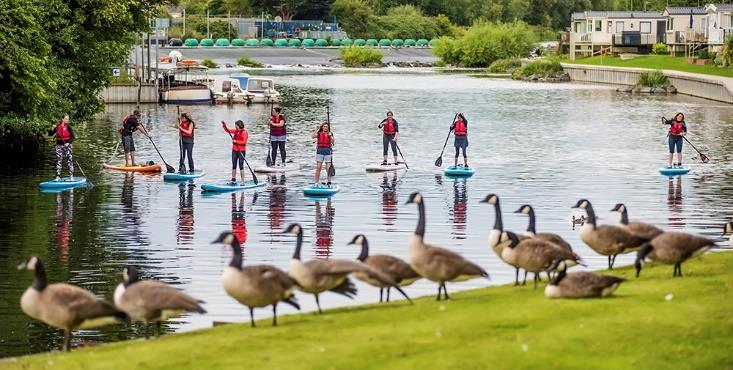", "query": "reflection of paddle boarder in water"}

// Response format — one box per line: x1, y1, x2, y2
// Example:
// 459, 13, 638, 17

314, 199, 335, 258
268, 174, 287, 232
381, 172, 398, 227
662, 113, 687, 168
232, 192, 248, 245
54, 191, 74, 262
667, 176, 684, 228
176, 183, 195, 244
451, 180, 468, 239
